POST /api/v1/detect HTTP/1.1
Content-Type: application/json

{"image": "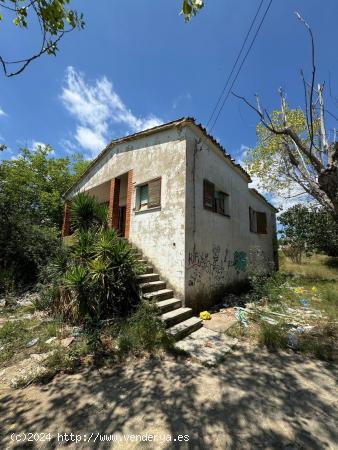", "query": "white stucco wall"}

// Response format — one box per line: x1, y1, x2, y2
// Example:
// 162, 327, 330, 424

184, 125, 276, 309
67, 128, 187, 298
